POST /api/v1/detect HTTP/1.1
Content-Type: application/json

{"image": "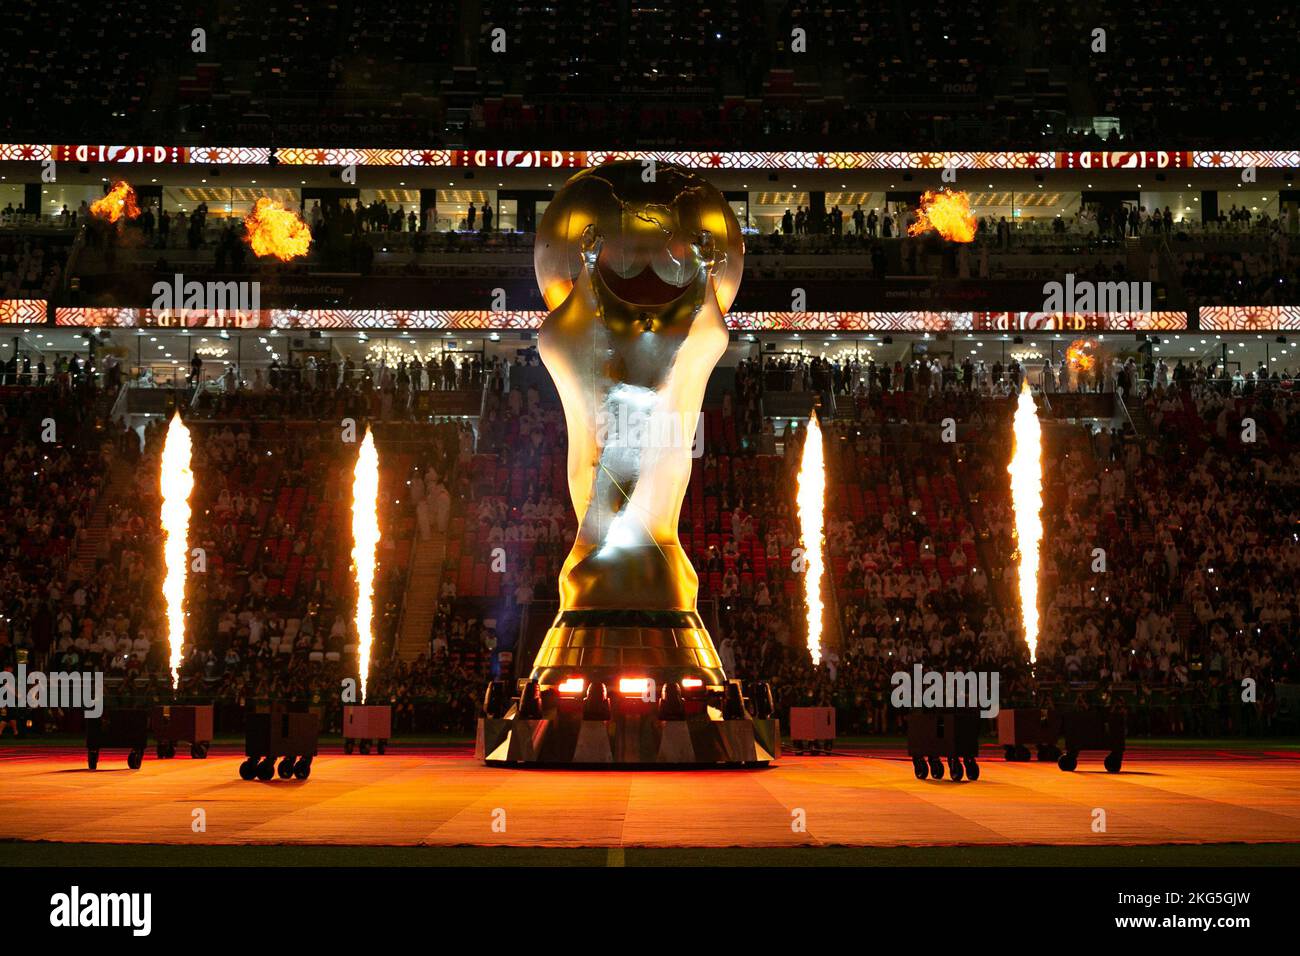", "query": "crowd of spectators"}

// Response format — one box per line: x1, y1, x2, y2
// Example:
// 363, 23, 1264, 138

0, 384, 113, 719
189, 350, 515, 422
1179, 247, 1300, 307
1, 0, 1294, 148
0, 235, 70, 299
1036, 381, 1300, 733
3, 340, 1298, 739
